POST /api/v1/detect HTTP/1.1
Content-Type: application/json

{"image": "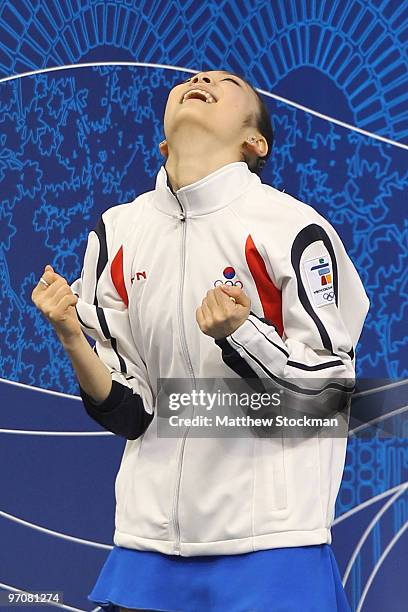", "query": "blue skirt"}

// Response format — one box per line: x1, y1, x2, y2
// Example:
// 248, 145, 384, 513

88, 544, 351, 612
